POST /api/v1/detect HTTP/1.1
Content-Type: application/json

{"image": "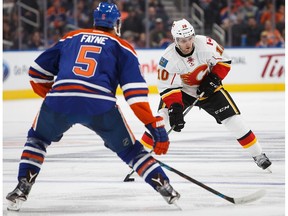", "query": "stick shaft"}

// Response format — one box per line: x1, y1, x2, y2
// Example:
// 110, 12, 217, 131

156, 159, 235, 204
123, 94, 203, 181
